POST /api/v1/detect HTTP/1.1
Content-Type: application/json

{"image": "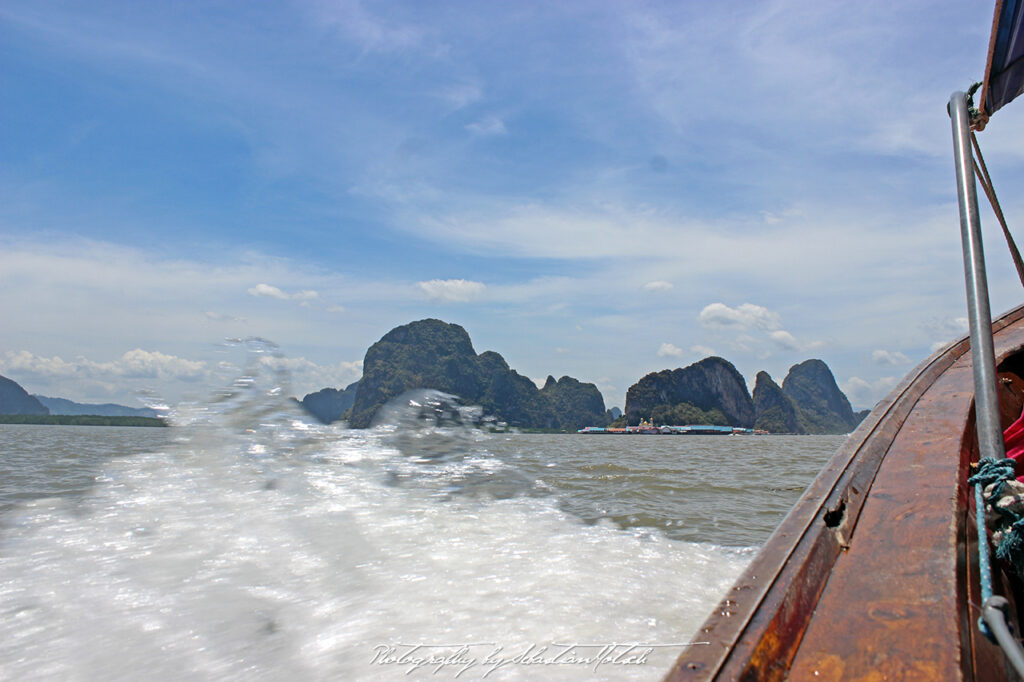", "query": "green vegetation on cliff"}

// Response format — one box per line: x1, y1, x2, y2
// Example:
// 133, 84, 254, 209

301, 381, 360, 424
625, 357, 754, 427
626, 357, 864, 435
752, 371, 806, 434
347, 319, 607, 430
780, 359, 860, 434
